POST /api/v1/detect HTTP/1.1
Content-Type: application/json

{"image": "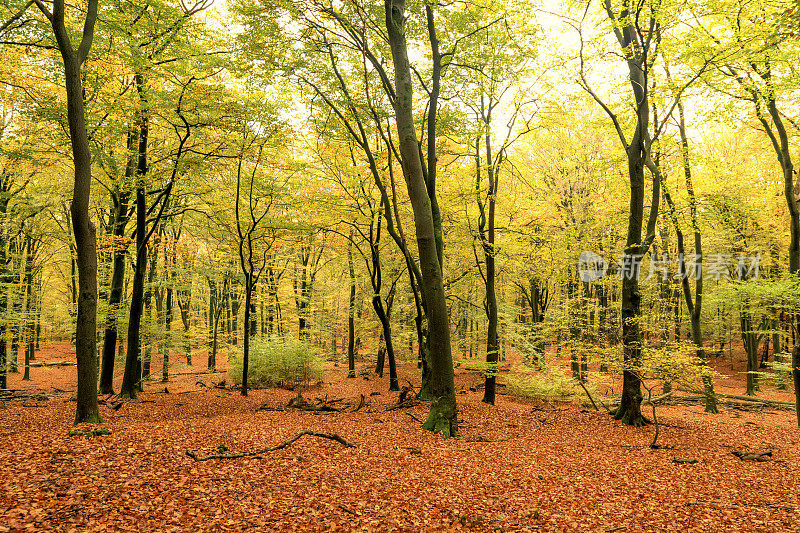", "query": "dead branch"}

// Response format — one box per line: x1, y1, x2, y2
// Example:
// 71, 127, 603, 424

405, 411, 423, 424
577, 380, 611, 412
259, 392, 364, 413
0, 390, 50, 401
732, 449, 773, 462
354, 394, 365, 412
387, 387, 421, 410
185, 430, 355, 461
609, 392, 794, 411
